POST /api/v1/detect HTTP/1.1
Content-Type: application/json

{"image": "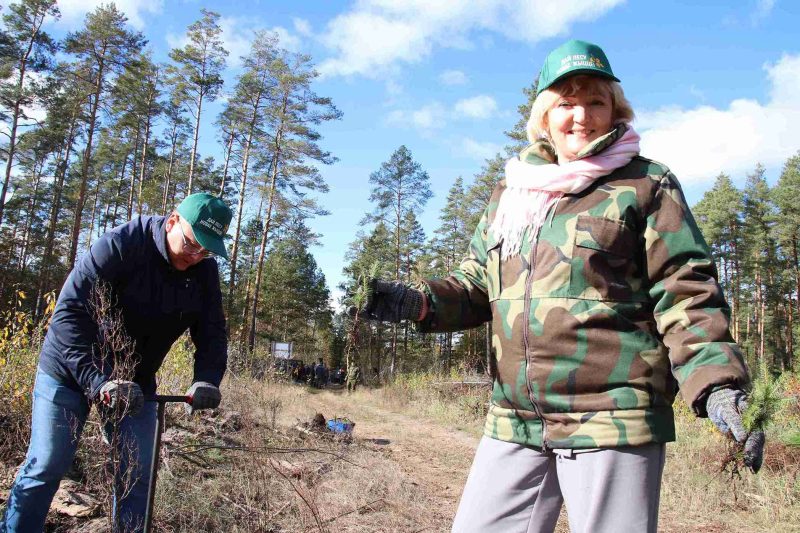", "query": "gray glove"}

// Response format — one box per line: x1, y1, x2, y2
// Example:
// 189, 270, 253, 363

186, 381, 221, 415
99, 380, 144, 417
706, 388, 765, 473
354, 279, 424, 323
